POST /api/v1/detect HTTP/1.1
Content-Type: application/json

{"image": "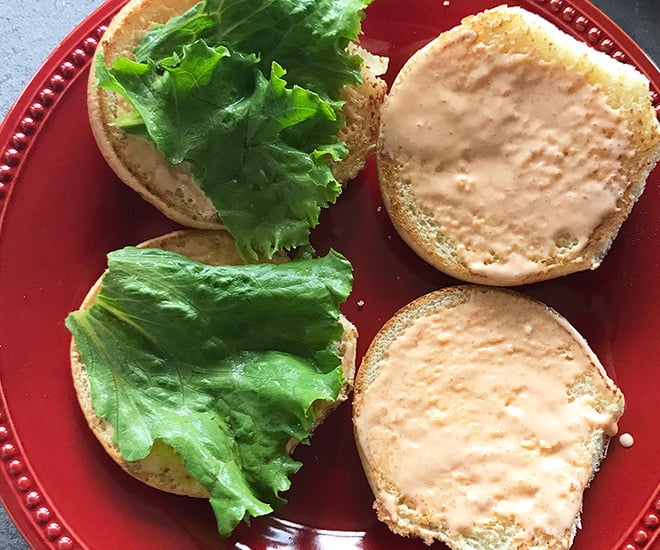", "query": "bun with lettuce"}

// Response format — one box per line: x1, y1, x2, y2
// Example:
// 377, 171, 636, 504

65, 229, 357, 537
88, 0, 388, 260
